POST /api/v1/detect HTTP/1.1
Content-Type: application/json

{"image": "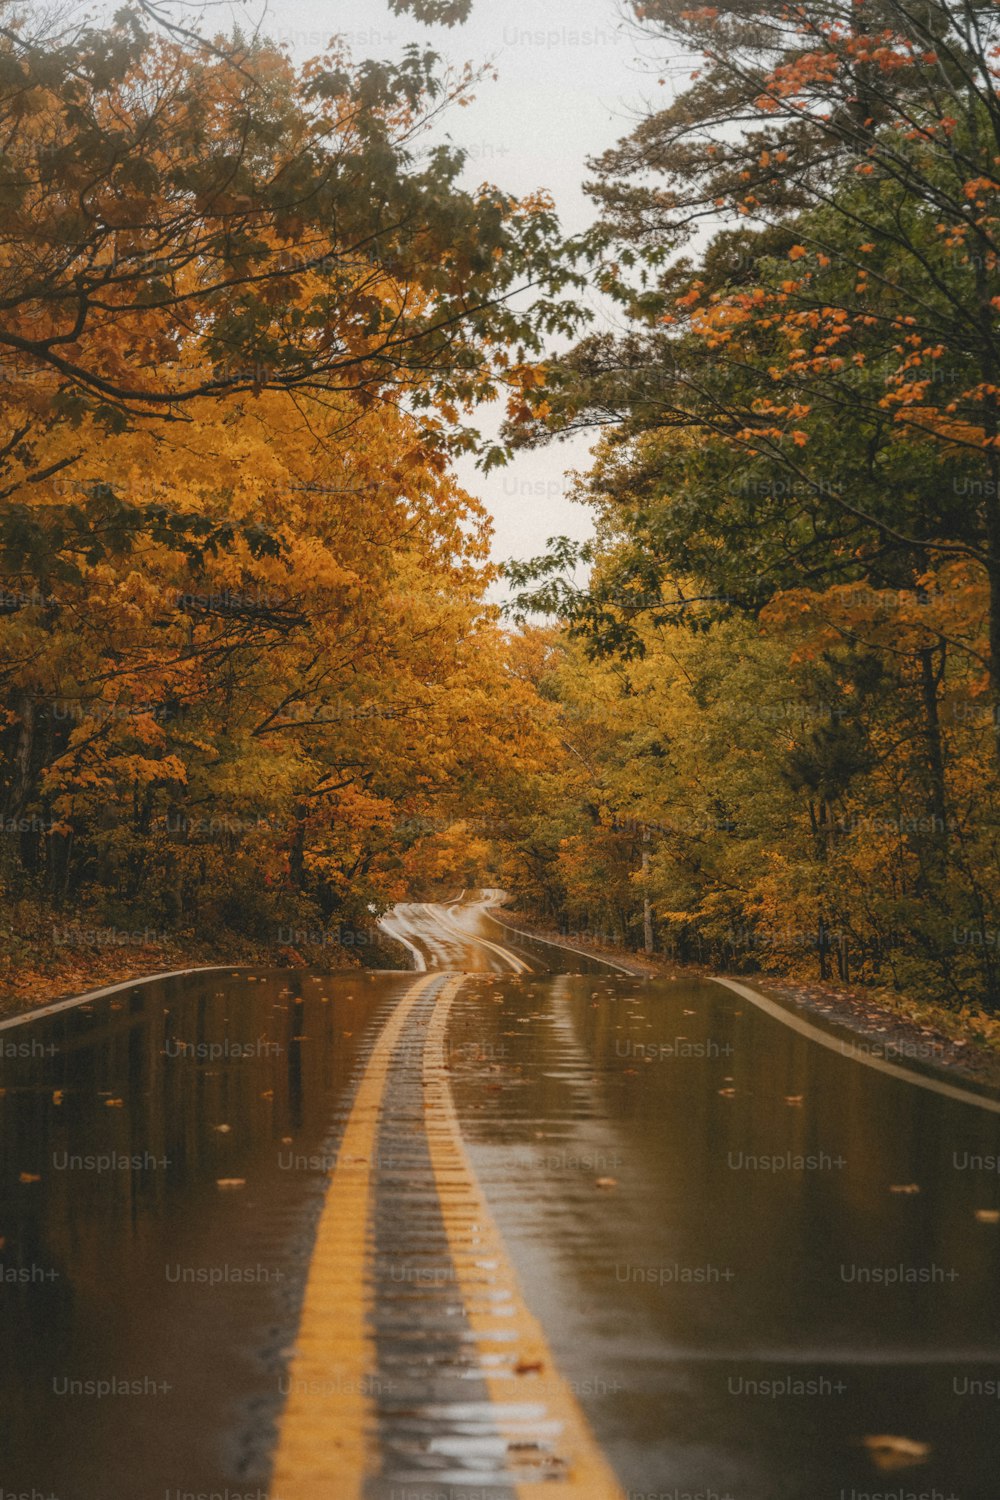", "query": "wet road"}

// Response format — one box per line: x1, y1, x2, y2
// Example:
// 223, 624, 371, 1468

378, 889, 624, 975
2, 899, 1000, 1498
